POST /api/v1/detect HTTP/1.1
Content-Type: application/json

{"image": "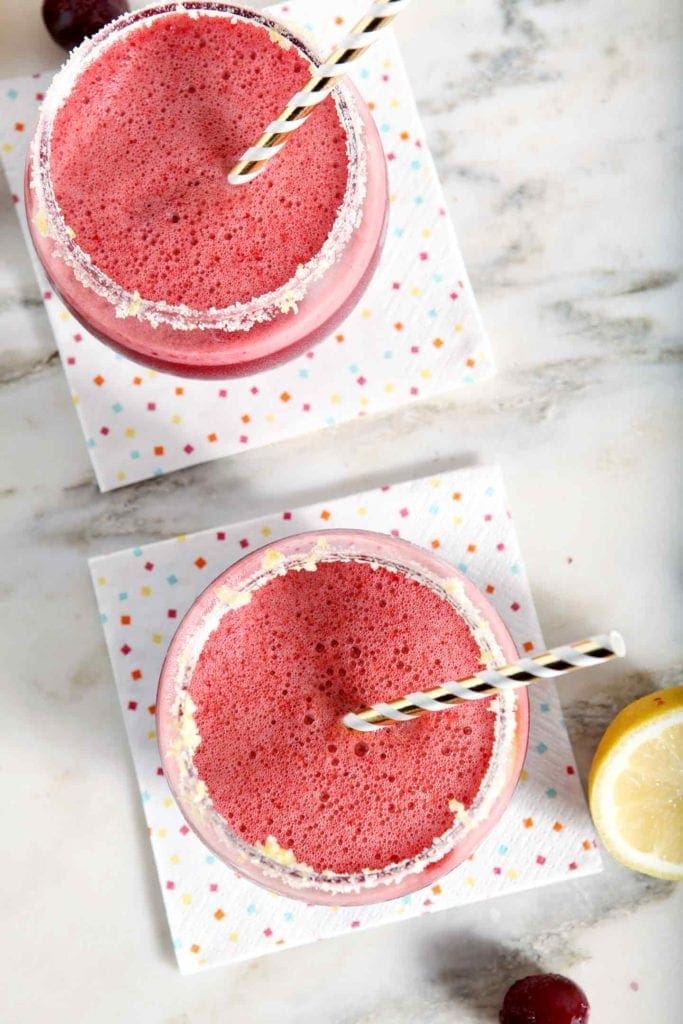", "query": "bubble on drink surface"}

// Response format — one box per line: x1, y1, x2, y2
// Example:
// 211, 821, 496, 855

48, 12, 350, 311
185, 559, 507, 875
